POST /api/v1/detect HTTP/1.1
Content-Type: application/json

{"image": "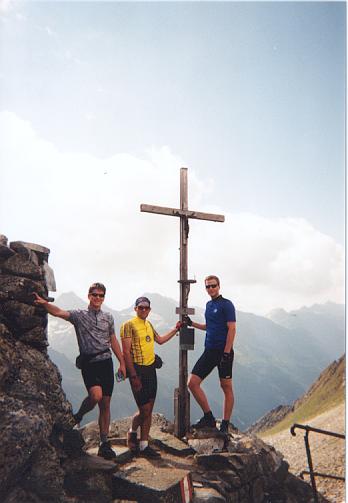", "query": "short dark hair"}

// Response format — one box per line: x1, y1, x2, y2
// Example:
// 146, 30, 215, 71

135, 296, 151, 307
204, 275, 220, 286
88, 282, 106, 294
